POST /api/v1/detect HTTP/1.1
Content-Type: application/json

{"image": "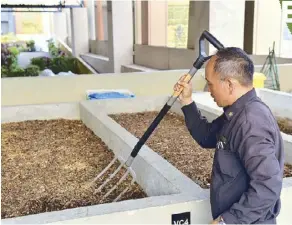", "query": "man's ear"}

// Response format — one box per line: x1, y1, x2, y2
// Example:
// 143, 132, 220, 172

227, 78, 235, 93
